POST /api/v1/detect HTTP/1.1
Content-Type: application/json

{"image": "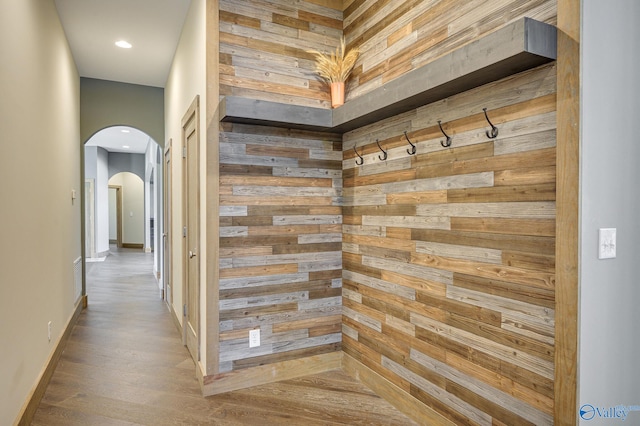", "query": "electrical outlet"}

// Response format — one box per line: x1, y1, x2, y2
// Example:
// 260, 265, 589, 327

249, 329, 260, 348
48, 321, 52, 342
